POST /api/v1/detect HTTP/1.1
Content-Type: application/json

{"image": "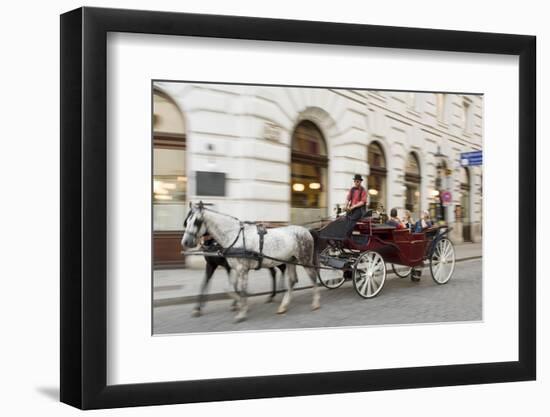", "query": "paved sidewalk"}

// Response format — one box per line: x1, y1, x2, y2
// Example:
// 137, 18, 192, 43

153, 242, 481, 307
